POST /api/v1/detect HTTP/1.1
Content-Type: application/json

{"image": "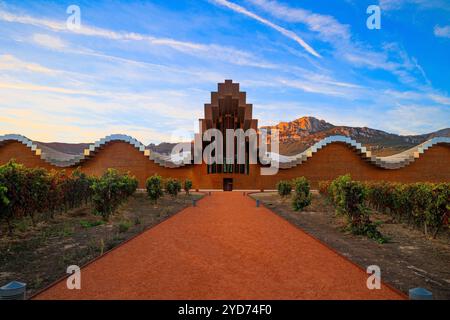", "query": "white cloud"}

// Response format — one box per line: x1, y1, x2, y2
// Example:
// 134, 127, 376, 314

209, 0, 321, 57
434, 25, 450, 38
32, 33, 67, 50
385, 103, 450, 135
429, 93, 450, 105
275, 78, 362, 98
